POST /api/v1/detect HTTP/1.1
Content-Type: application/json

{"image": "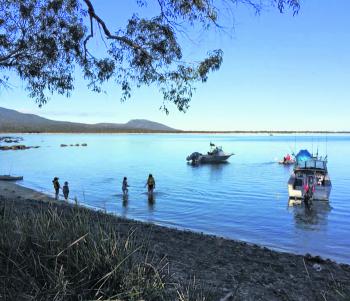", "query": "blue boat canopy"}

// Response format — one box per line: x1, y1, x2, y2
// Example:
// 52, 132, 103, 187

295, 149, 312, 163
